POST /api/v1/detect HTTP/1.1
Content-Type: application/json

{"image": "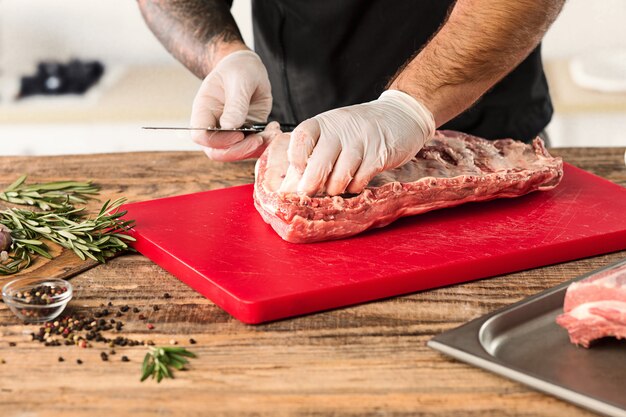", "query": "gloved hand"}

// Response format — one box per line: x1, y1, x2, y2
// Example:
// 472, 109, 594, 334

190, 50, 273, 162
279, 90, 435, 196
